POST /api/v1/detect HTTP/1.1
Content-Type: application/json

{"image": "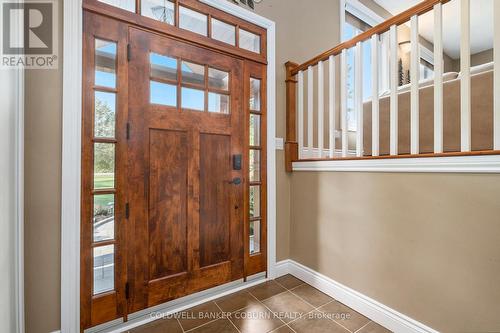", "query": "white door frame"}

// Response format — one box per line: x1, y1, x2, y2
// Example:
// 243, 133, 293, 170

61, 1, 276, 332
